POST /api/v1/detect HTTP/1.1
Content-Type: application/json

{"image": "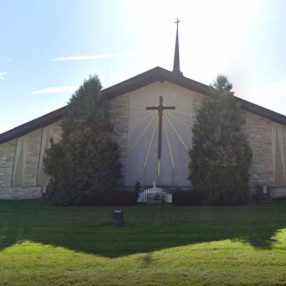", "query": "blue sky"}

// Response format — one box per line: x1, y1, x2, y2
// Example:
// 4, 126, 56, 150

1, 0, 286, 133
